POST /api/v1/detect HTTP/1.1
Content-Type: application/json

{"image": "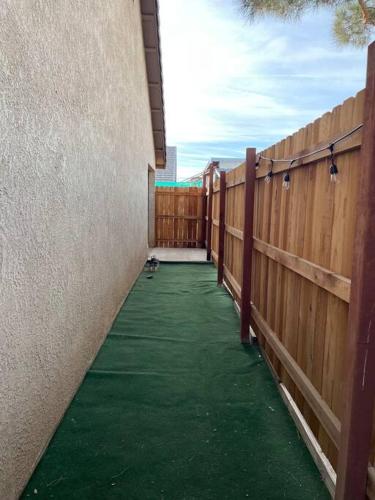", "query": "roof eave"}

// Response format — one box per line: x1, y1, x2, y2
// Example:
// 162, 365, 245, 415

140, 0, 166, 169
